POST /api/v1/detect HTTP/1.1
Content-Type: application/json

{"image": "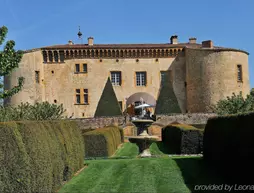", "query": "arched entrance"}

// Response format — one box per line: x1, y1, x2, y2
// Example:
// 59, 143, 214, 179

125, 92, 156, 116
